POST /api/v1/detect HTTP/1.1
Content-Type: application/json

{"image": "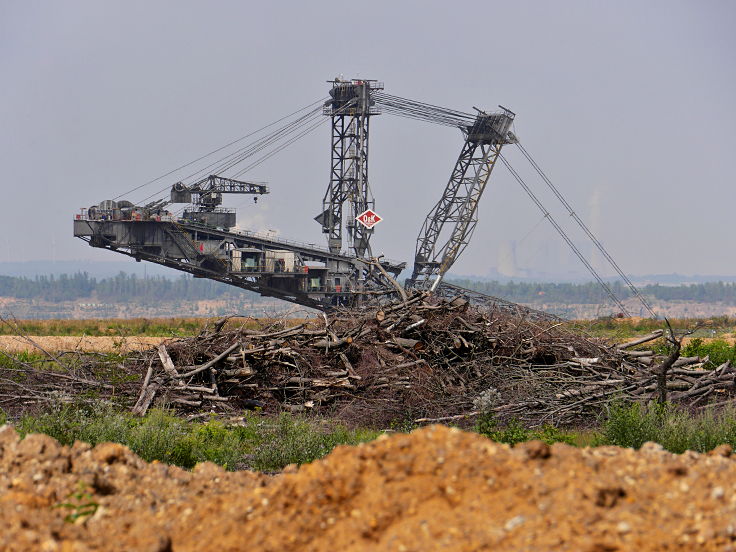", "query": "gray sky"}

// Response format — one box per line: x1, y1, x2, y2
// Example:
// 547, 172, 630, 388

2, 0, 735, 279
